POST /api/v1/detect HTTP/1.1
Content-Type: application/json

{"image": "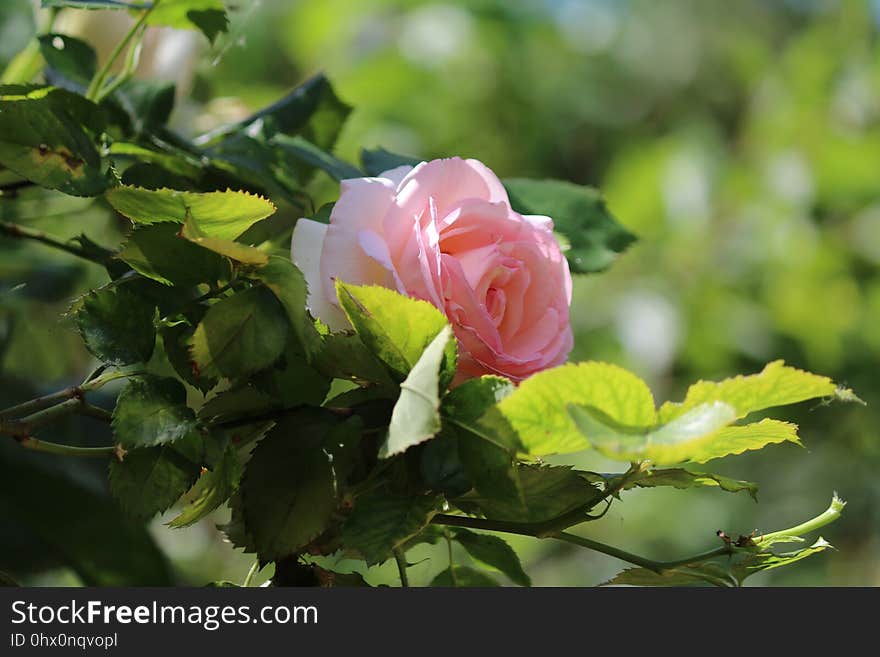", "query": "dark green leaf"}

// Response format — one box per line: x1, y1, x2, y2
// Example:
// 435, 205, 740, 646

189, 286, 289, 380
118, 222, 230, 287
38, 33, 96, 91
504, 178, 636, 273
249, 341, 331, 407
0, 85, 108, 195
342, 493, 440, 565
109, 432, 204, 521
198, 385, 280, 423
240, 409, 352, 562
184, 8, 228, 43
110, 79, 175, 134
168, 444, 240, 528
112, 375, 199, 449
274, 134, 362, 181
430, 566, 500, 587
197, 74, 350, 153
361, 147, 421, 176
452, 528, 530, 586
161, 320, 217, 393
473, 465, 600, 524
420, 433, 472, 498
255, 256, 322, 361
312, 331, 396, 389
75, 285, 156, 365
